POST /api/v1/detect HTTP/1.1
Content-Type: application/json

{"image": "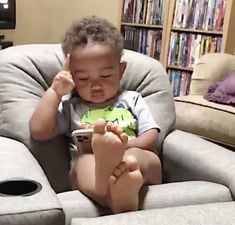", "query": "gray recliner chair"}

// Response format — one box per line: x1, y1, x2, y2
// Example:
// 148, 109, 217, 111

0, 45, 235, 225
